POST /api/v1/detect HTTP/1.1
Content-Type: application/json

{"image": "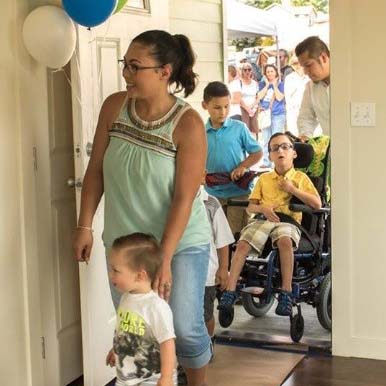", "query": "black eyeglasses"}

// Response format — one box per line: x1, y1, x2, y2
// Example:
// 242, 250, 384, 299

118, 58, 163, 75
242, 68, 252, 72
269, 143, 293, 152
